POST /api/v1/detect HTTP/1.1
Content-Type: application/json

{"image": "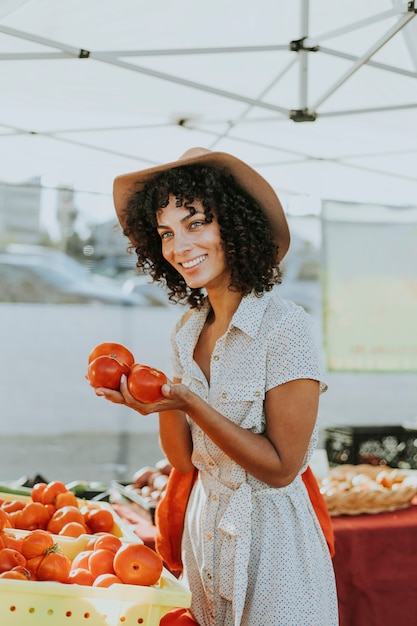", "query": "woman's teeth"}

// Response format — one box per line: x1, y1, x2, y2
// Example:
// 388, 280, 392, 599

182, 255, 206, 269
